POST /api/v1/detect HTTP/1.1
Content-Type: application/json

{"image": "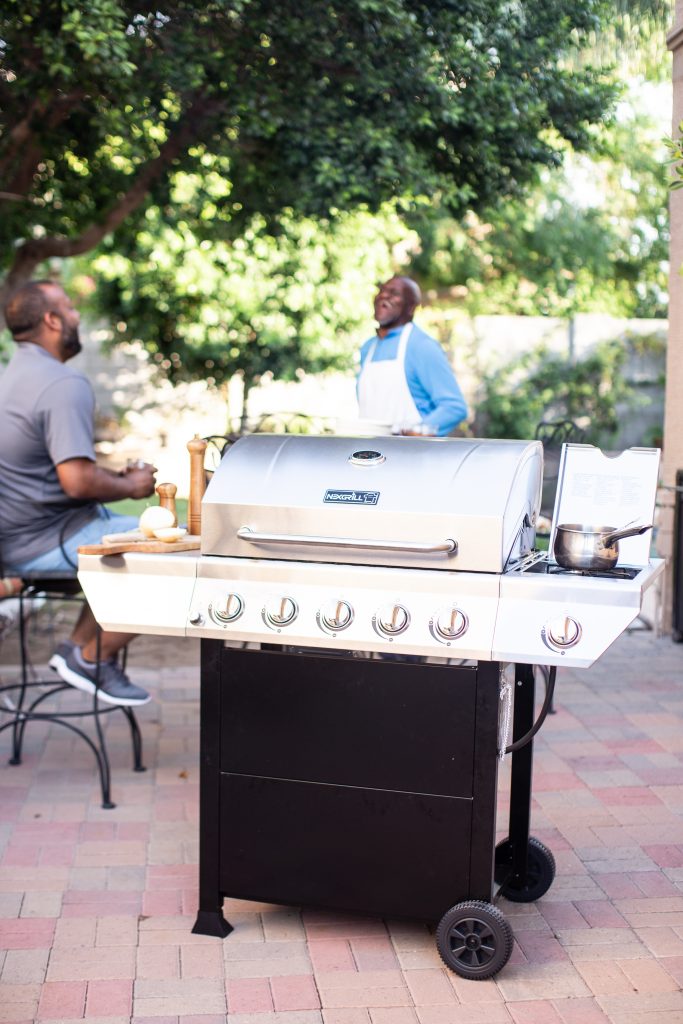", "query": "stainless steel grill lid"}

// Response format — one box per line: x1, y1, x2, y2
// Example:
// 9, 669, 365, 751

201, 434, 543, 573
